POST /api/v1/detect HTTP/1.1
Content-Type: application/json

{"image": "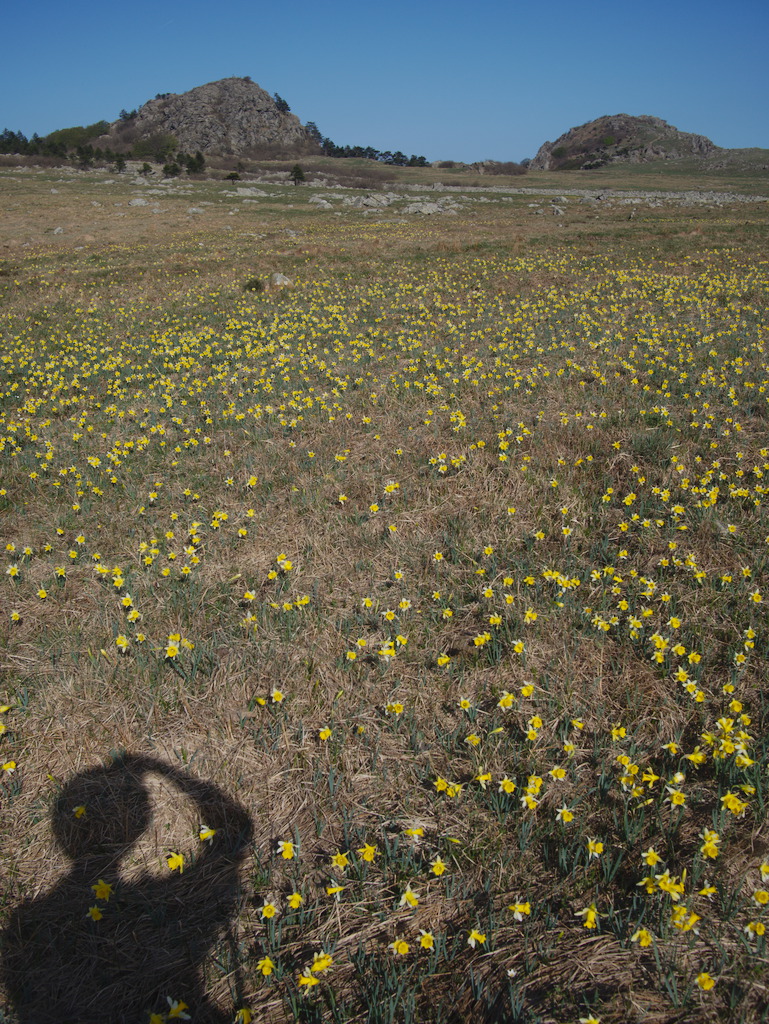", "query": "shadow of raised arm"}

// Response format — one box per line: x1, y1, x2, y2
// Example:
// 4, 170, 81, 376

118, 753, 253, 856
